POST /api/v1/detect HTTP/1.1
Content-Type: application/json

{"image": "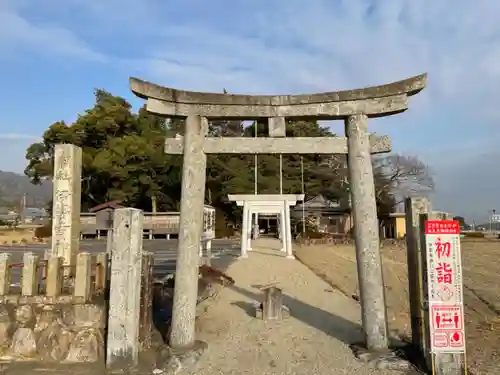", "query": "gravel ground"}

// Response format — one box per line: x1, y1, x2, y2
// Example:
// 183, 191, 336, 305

294, 241, 500, 375
189, 238, 408, 375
